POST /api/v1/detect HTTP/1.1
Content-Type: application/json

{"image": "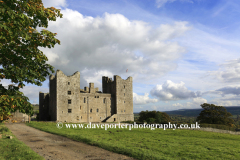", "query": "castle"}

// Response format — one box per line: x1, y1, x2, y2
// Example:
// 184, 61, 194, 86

39, 70, 134, 122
